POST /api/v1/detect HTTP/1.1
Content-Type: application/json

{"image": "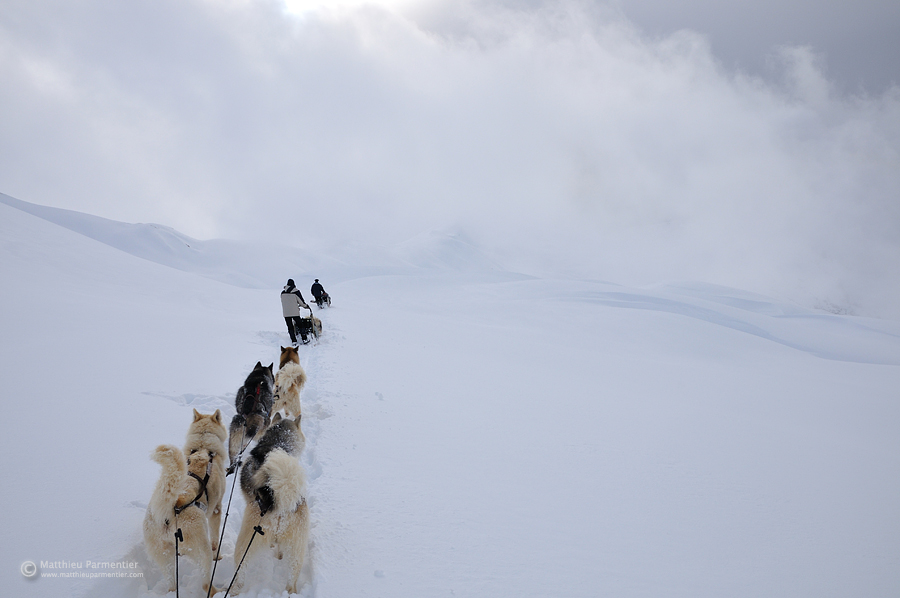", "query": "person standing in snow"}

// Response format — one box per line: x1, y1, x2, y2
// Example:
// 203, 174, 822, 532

310, 278, 329, 307
281, 278, 310, 344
